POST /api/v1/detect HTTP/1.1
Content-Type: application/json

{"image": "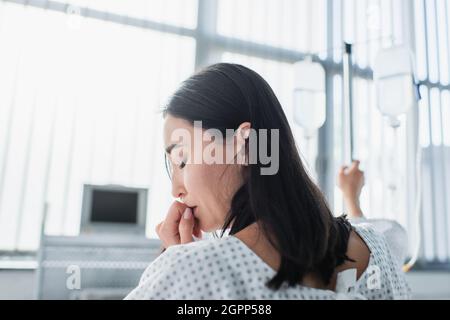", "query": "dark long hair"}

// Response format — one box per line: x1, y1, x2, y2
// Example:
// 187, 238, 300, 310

163, 63, 353, 290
